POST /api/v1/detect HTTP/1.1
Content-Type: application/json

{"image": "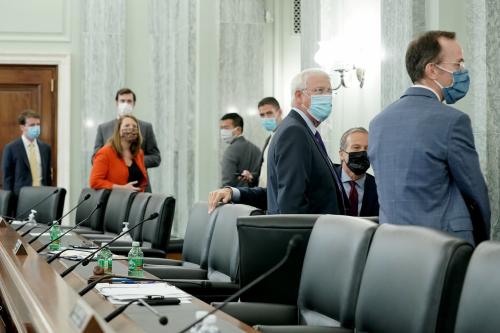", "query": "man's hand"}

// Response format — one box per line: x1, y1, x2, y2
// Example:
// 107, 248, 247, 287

238, 170, 254, 183
208, 187, 233, 213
